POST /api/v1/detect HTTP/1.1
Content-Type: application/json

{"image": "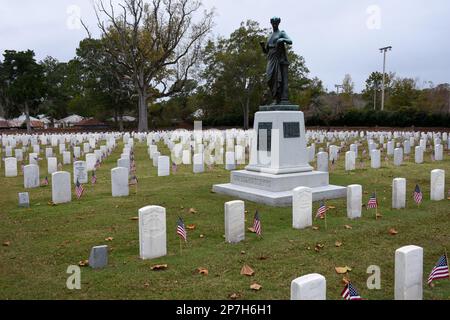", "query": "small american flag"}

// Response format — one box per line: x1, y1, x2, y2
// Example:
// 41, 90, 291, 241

41, 176, 49, 186
75, 179, 84, 199
367, 193, 378, 209
413, 184, 423, 205
95, 159, 101, 169
253, 210, 262, 236
316, 201, 327, 219
129, 175, 138, 185
172, 162, 177, 173
91, 171, 97, 185
341, 282, 362, 300
176, 217, 187, 242
427, 254, 449, 284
